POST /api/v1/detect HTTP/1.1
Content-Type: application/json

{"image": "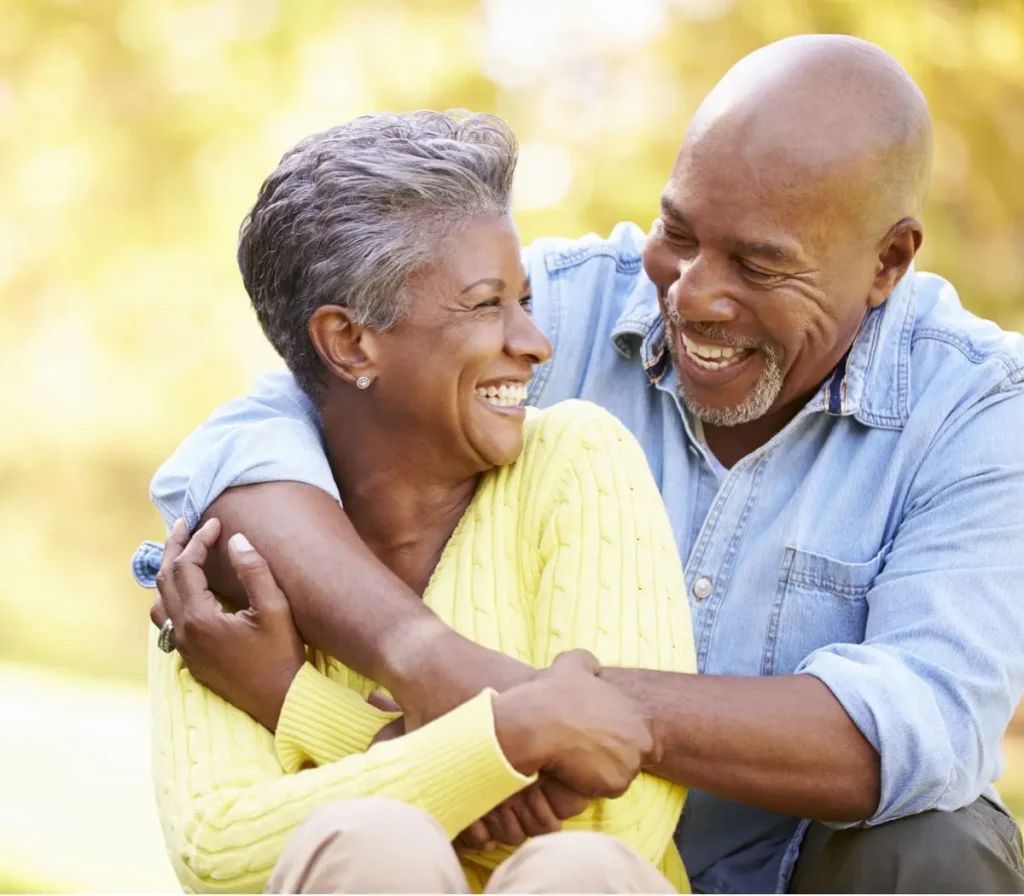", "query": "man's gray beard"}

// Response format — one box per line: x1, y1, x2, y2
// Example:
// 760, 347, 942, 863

676, 343, 784, 427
